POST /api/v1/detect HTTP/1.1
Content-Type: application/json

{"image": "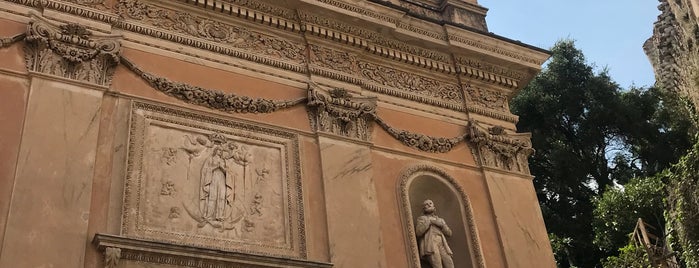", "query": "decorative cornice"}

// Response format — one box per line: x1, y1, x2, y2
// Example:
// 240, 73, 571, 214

467, 120, 533, 174
120, 56, 306, 113
456, 55, 525, 87
24, 10, 121, 85
93, 234, 333, 268
446, 26, 548, 66
114, 0, 305, 63
307, 83, 377, 141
